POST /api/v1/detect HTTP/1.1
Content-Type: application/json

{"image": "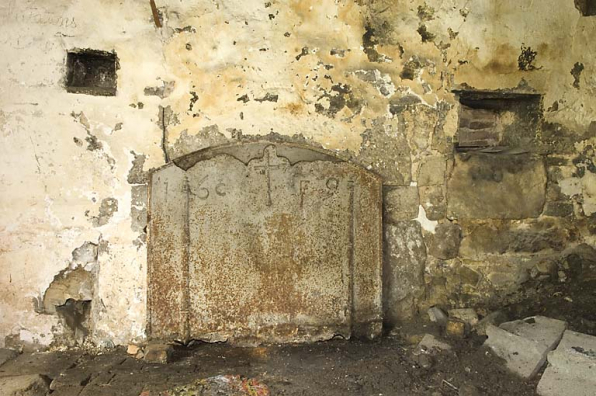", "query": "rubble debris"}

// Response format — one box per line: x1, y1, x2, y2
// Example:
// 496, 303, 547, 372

144, 343, 173, 364
140, 375, 270, 396
537, 330, 596, 396
475, 311, 507, 336
446, 318, 467, 338
417, 334, 452, 352
428, 307, 448, 325
127, 344, 141, 356
484, 316, 567, 378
